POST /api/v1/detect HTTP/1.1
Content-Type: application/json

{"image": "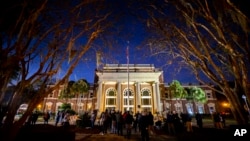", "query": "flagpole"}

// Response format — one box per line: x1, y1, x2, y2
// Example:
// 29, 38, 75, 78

127, 44, 129, 112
